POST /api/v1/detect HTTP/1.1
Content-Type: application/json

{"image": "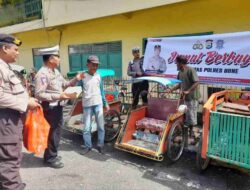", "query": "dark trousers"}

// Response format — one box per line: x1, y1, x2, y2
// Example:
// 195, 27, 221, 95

0, 109, 25, 190
42, 104, 63, 163
132, 80, 149, 108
